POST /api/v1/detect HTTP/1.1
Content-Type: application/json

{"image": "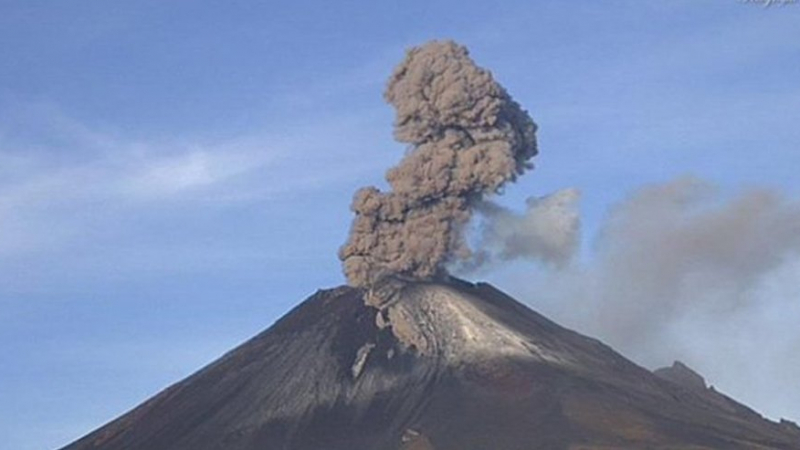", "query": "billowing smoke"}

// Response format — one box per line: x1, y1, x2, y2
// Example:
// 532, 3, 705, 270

510, 177, 800, 420
339, 40, 538, 287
